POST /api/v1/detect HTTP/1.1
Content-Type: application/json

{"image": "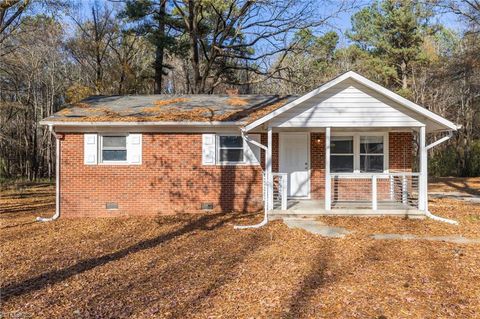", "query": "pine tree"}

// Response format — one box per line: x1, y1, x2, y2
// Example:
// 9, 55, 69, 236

120, 0, 177, 94
348, 0, 433, 93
